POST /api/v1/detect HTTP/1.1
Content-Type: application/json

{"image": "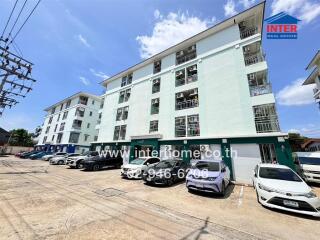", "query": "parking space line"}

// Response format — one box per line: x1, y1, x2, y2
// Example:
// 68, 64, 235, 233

238, 186, 244, 207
